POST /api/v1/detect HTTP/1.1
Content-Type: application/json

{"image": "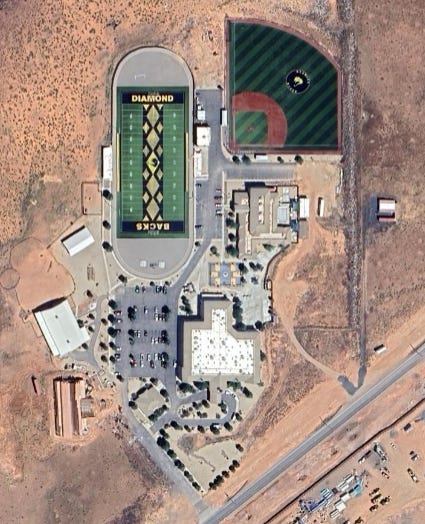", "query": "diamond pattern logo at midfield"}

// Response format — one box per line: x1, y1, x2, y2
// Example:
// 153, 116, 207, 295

147, 105, 160, 126
146, 199, 160, 220
146, 175, 159, 196
147, 129, 160, 150
141, 102, 165, 223
146, 152, 159, 173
